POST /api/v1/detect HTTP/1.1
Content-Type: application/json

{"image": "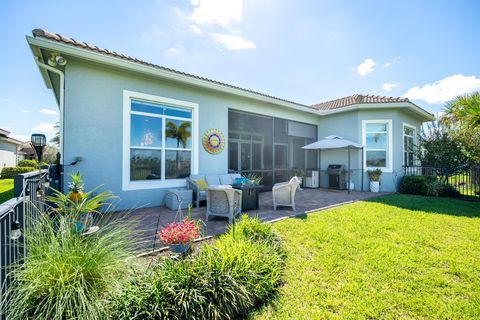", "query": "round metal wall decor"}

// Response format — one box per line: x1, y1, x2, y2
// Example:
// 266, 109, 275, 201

202, 129, 225, 154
